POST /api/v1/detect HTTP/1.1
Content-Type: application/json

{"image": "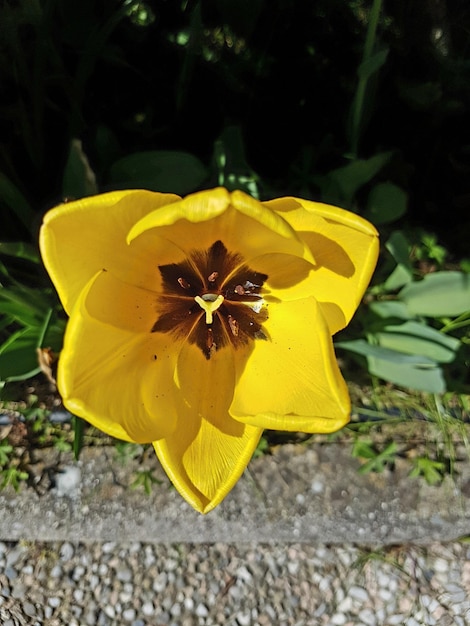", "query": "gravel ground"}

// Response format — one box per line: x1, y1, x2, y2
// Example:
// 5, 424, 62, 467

0, 541, 469, 625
